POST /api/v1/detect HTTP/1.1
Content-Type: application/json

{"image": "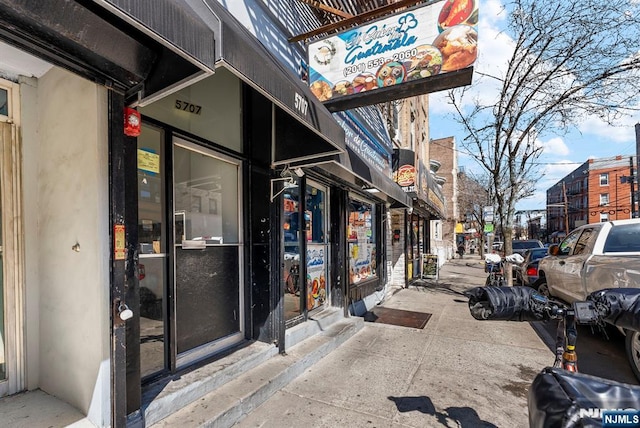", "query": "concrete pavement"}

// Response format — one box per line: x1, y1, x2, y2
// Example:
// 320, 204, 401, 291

233, 253, 553, 428
7, 253, 632, 427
